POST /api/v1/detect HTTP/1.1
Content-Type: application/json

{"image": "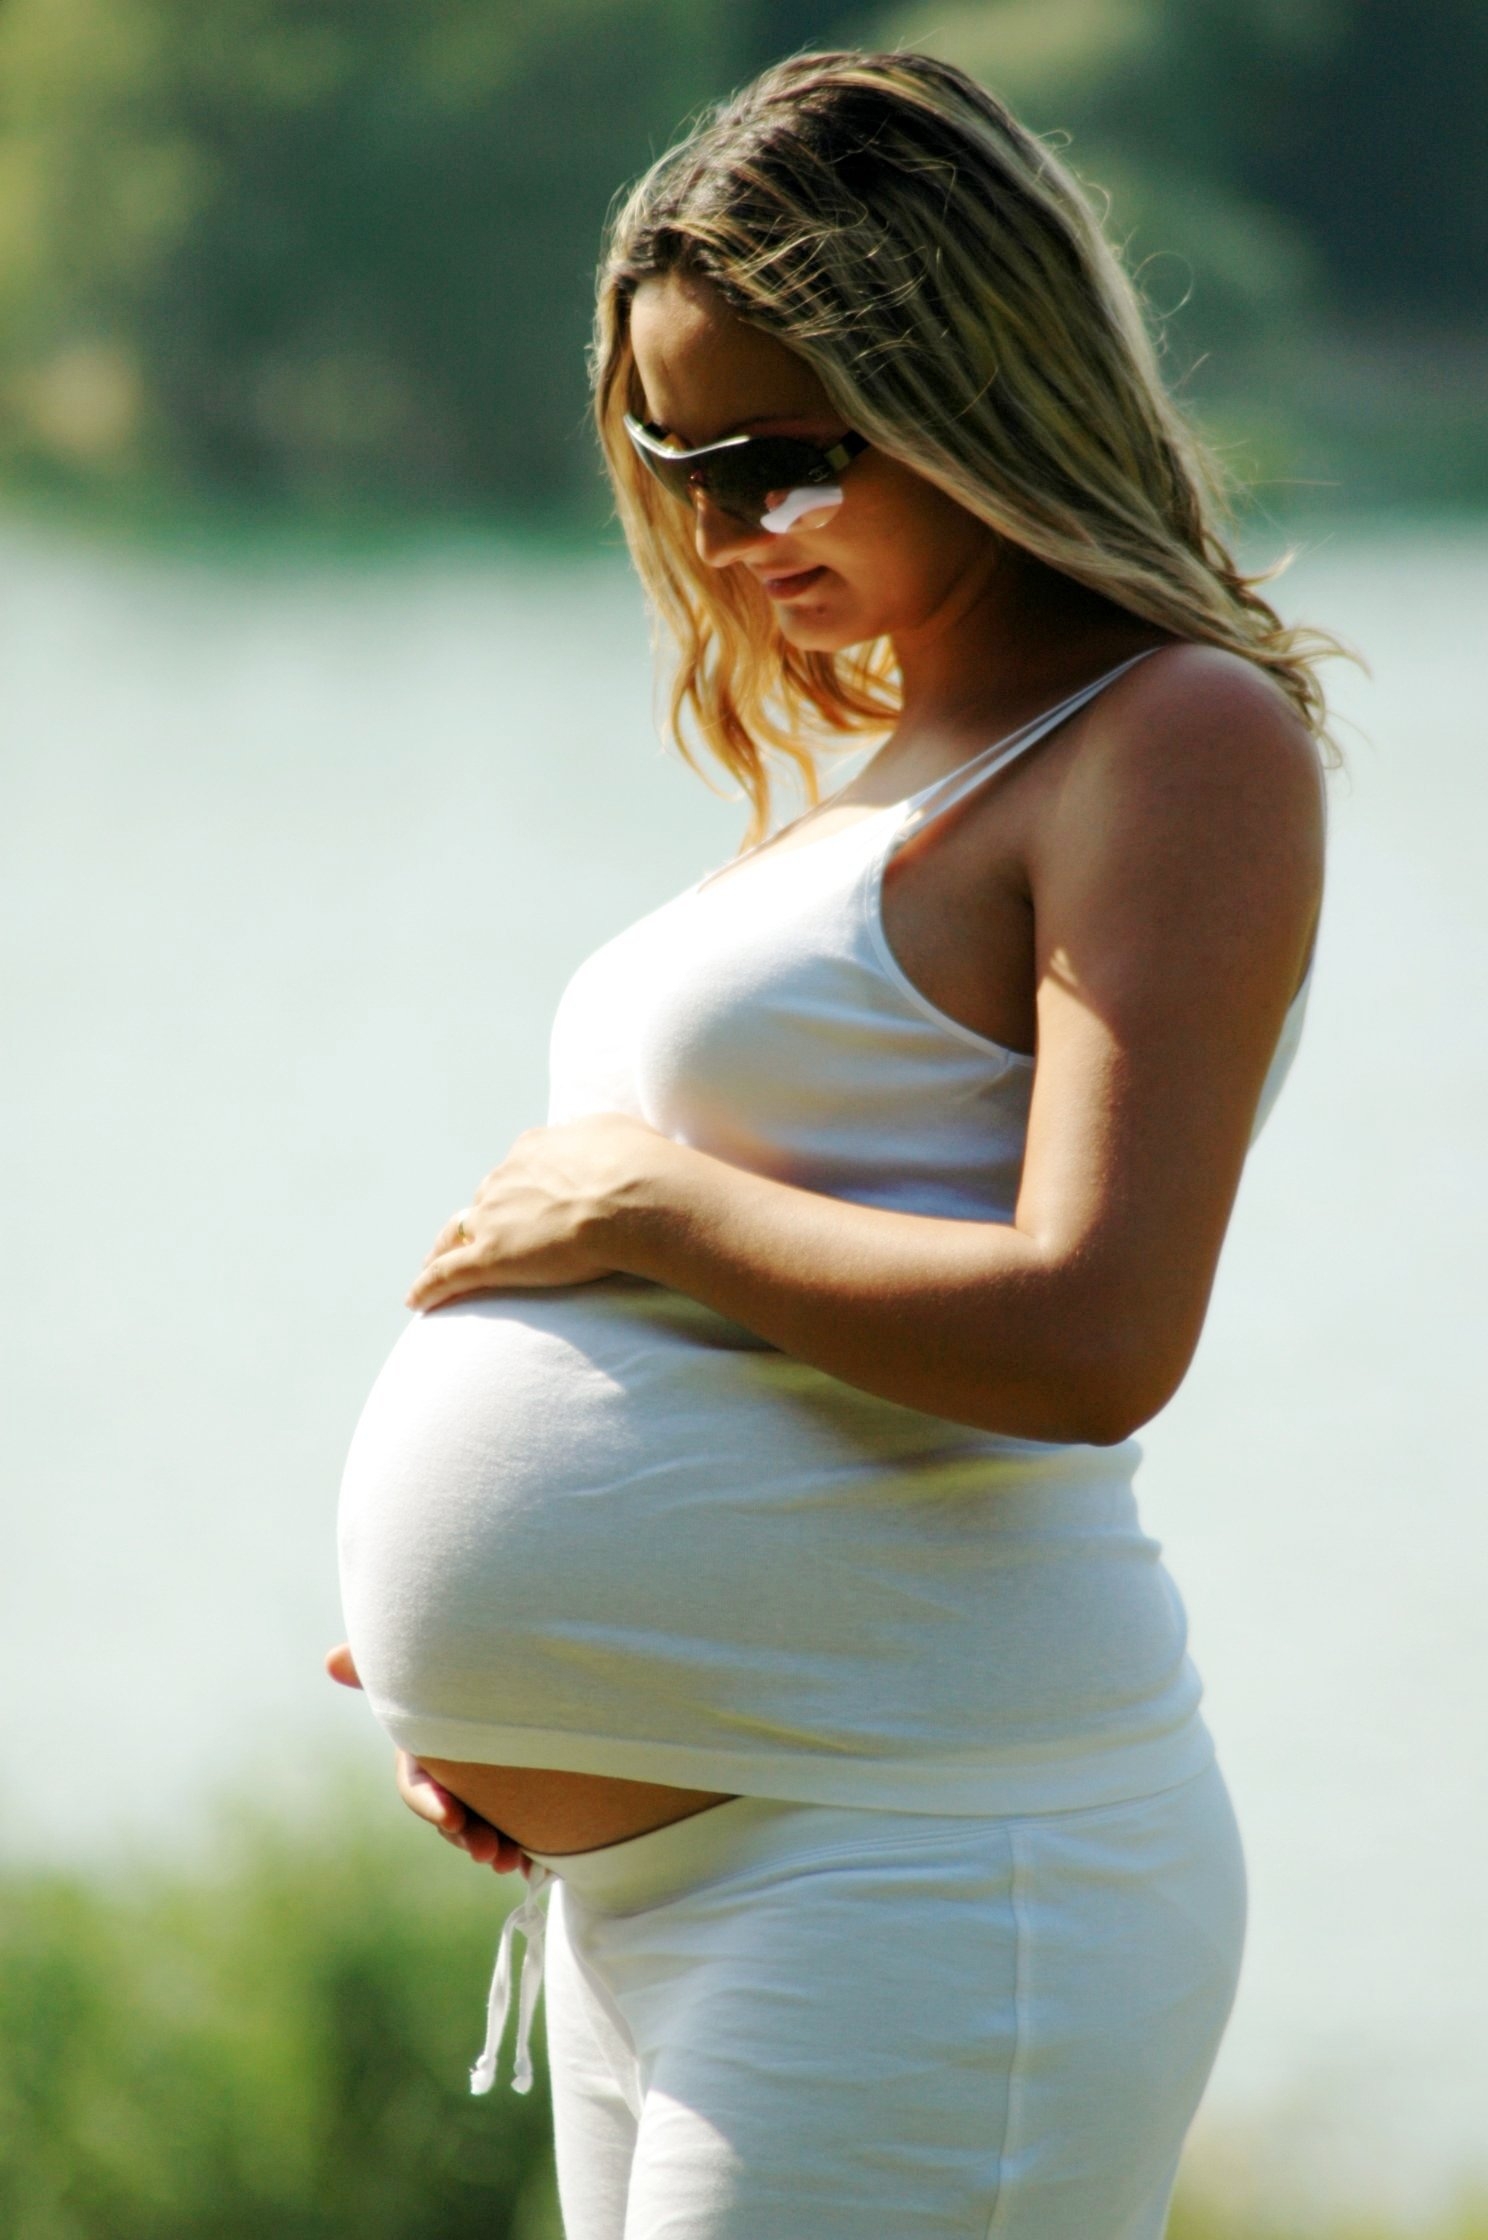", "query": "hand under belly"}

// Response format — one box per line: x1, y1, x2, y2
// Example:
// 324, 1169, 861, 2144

418, 1758, 736, 1855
